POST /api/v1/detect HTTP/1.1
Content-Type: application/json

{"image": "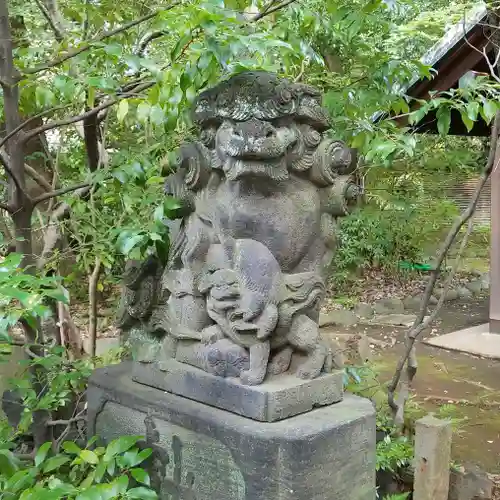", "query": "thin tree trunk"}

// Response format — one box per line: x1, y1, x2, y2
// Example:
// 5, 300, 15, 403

88, 257, 102, 357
